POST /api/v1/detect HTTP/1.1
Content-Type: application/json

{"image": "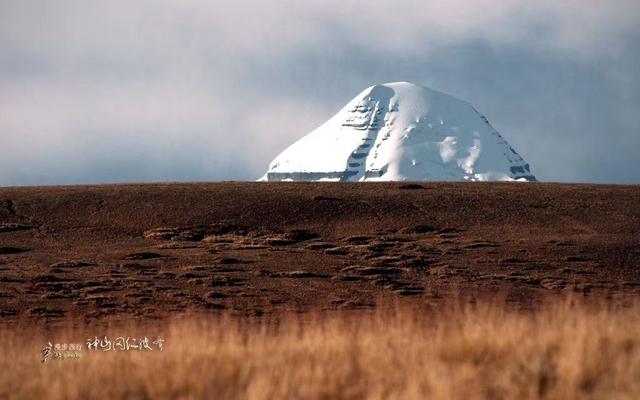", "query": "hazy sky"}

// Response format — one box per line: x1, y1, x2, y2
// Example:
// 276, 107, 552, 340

1, 0, 639, 185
